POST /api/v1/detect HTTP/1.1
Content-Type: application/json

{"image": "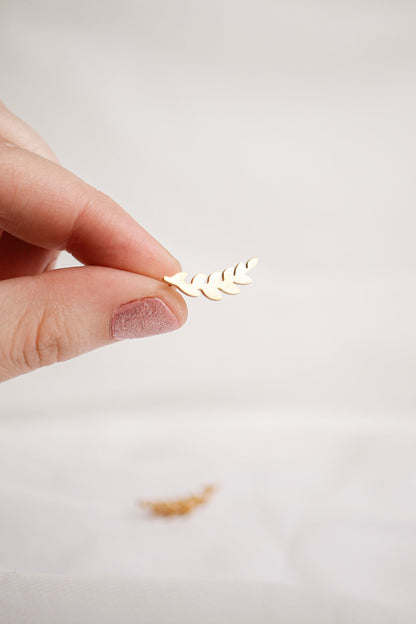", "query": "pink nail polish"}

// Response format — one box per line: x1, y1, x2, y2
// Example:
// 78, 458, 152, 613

111, 298, 179, 340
